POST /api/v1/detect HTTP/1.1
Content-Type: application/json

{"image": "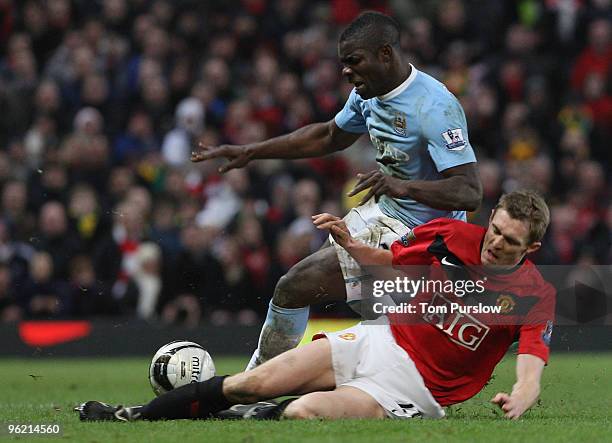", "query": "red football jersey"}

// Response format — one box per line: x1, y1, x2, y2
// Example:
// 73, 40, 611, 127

388, 218, 556, 407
